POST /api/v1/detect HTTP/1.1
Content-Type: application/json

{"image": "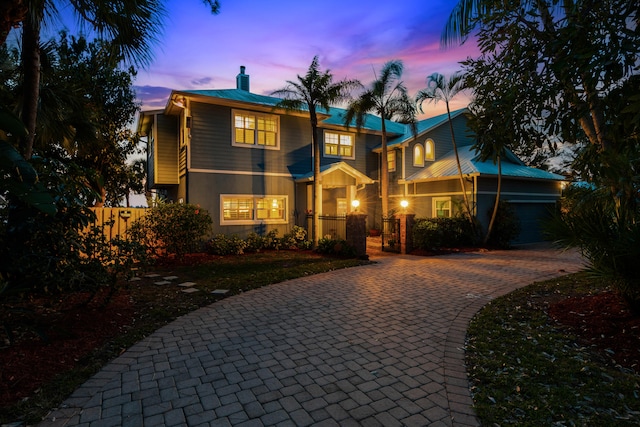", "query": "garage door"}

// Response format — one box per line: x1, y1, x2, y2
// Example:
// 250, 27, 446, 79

510, 202, 556, 244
